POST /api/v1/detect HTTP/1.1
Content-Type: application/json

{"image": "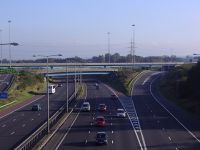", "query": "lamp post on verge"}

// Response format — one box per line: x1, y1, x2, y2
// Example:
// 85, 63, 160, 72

107, 32, 111, 63
66, 59, 69, 113
33, 54, 62, 133
8, 20, 11, 68
0, 29, 2, 64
